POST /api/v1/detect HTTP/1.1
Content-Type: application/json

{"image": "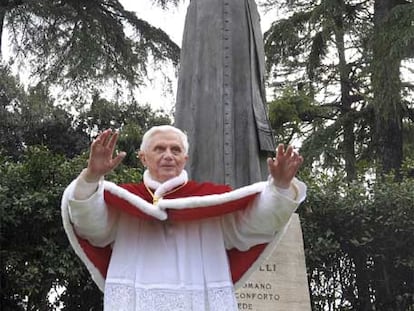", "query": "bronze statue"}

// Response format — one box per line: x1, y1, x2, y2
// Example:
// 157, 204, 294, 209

175, 0, 275, 188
